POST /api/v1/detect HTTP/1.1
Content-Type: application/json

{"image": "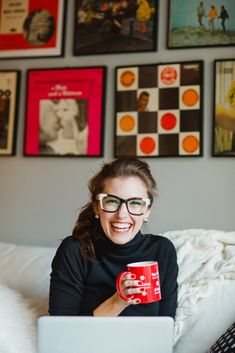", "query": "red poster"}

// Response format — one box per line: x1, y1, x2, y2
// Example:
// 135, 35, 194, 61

24, 67, 106, 157
0, 0, 66, 58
